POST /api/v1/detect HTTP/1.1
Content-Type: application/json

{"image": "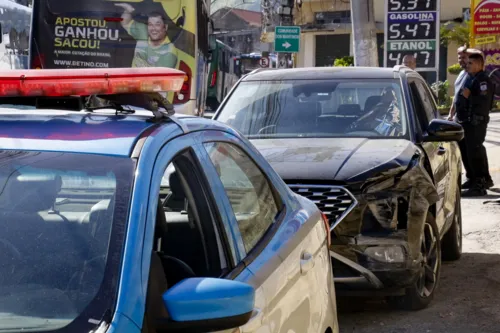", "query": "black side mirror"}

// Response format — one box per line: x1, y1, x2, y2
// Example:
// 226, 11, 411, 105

423, 118, 464, 142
